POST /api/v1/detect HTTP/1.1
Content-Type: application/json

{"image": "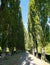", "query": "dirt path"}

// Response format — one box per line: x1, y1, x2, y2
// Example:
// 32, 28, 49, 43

0, 52, 50, 65
29, 54, 50, 65
18, 51, 50, 65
